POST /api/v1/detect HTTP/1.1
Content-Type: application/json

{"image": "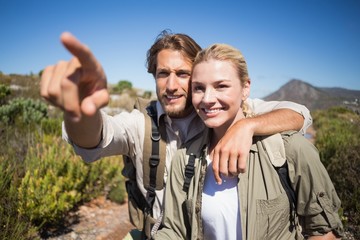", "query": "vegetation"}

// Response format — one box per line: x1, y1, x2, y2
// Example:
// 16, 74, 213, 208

313, 107, 360, 238
0, 74, 126, 239
17, 136, 123, 228
112, 80, 133, 94
1, 72, 359, 239
107, 80, 154, 112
